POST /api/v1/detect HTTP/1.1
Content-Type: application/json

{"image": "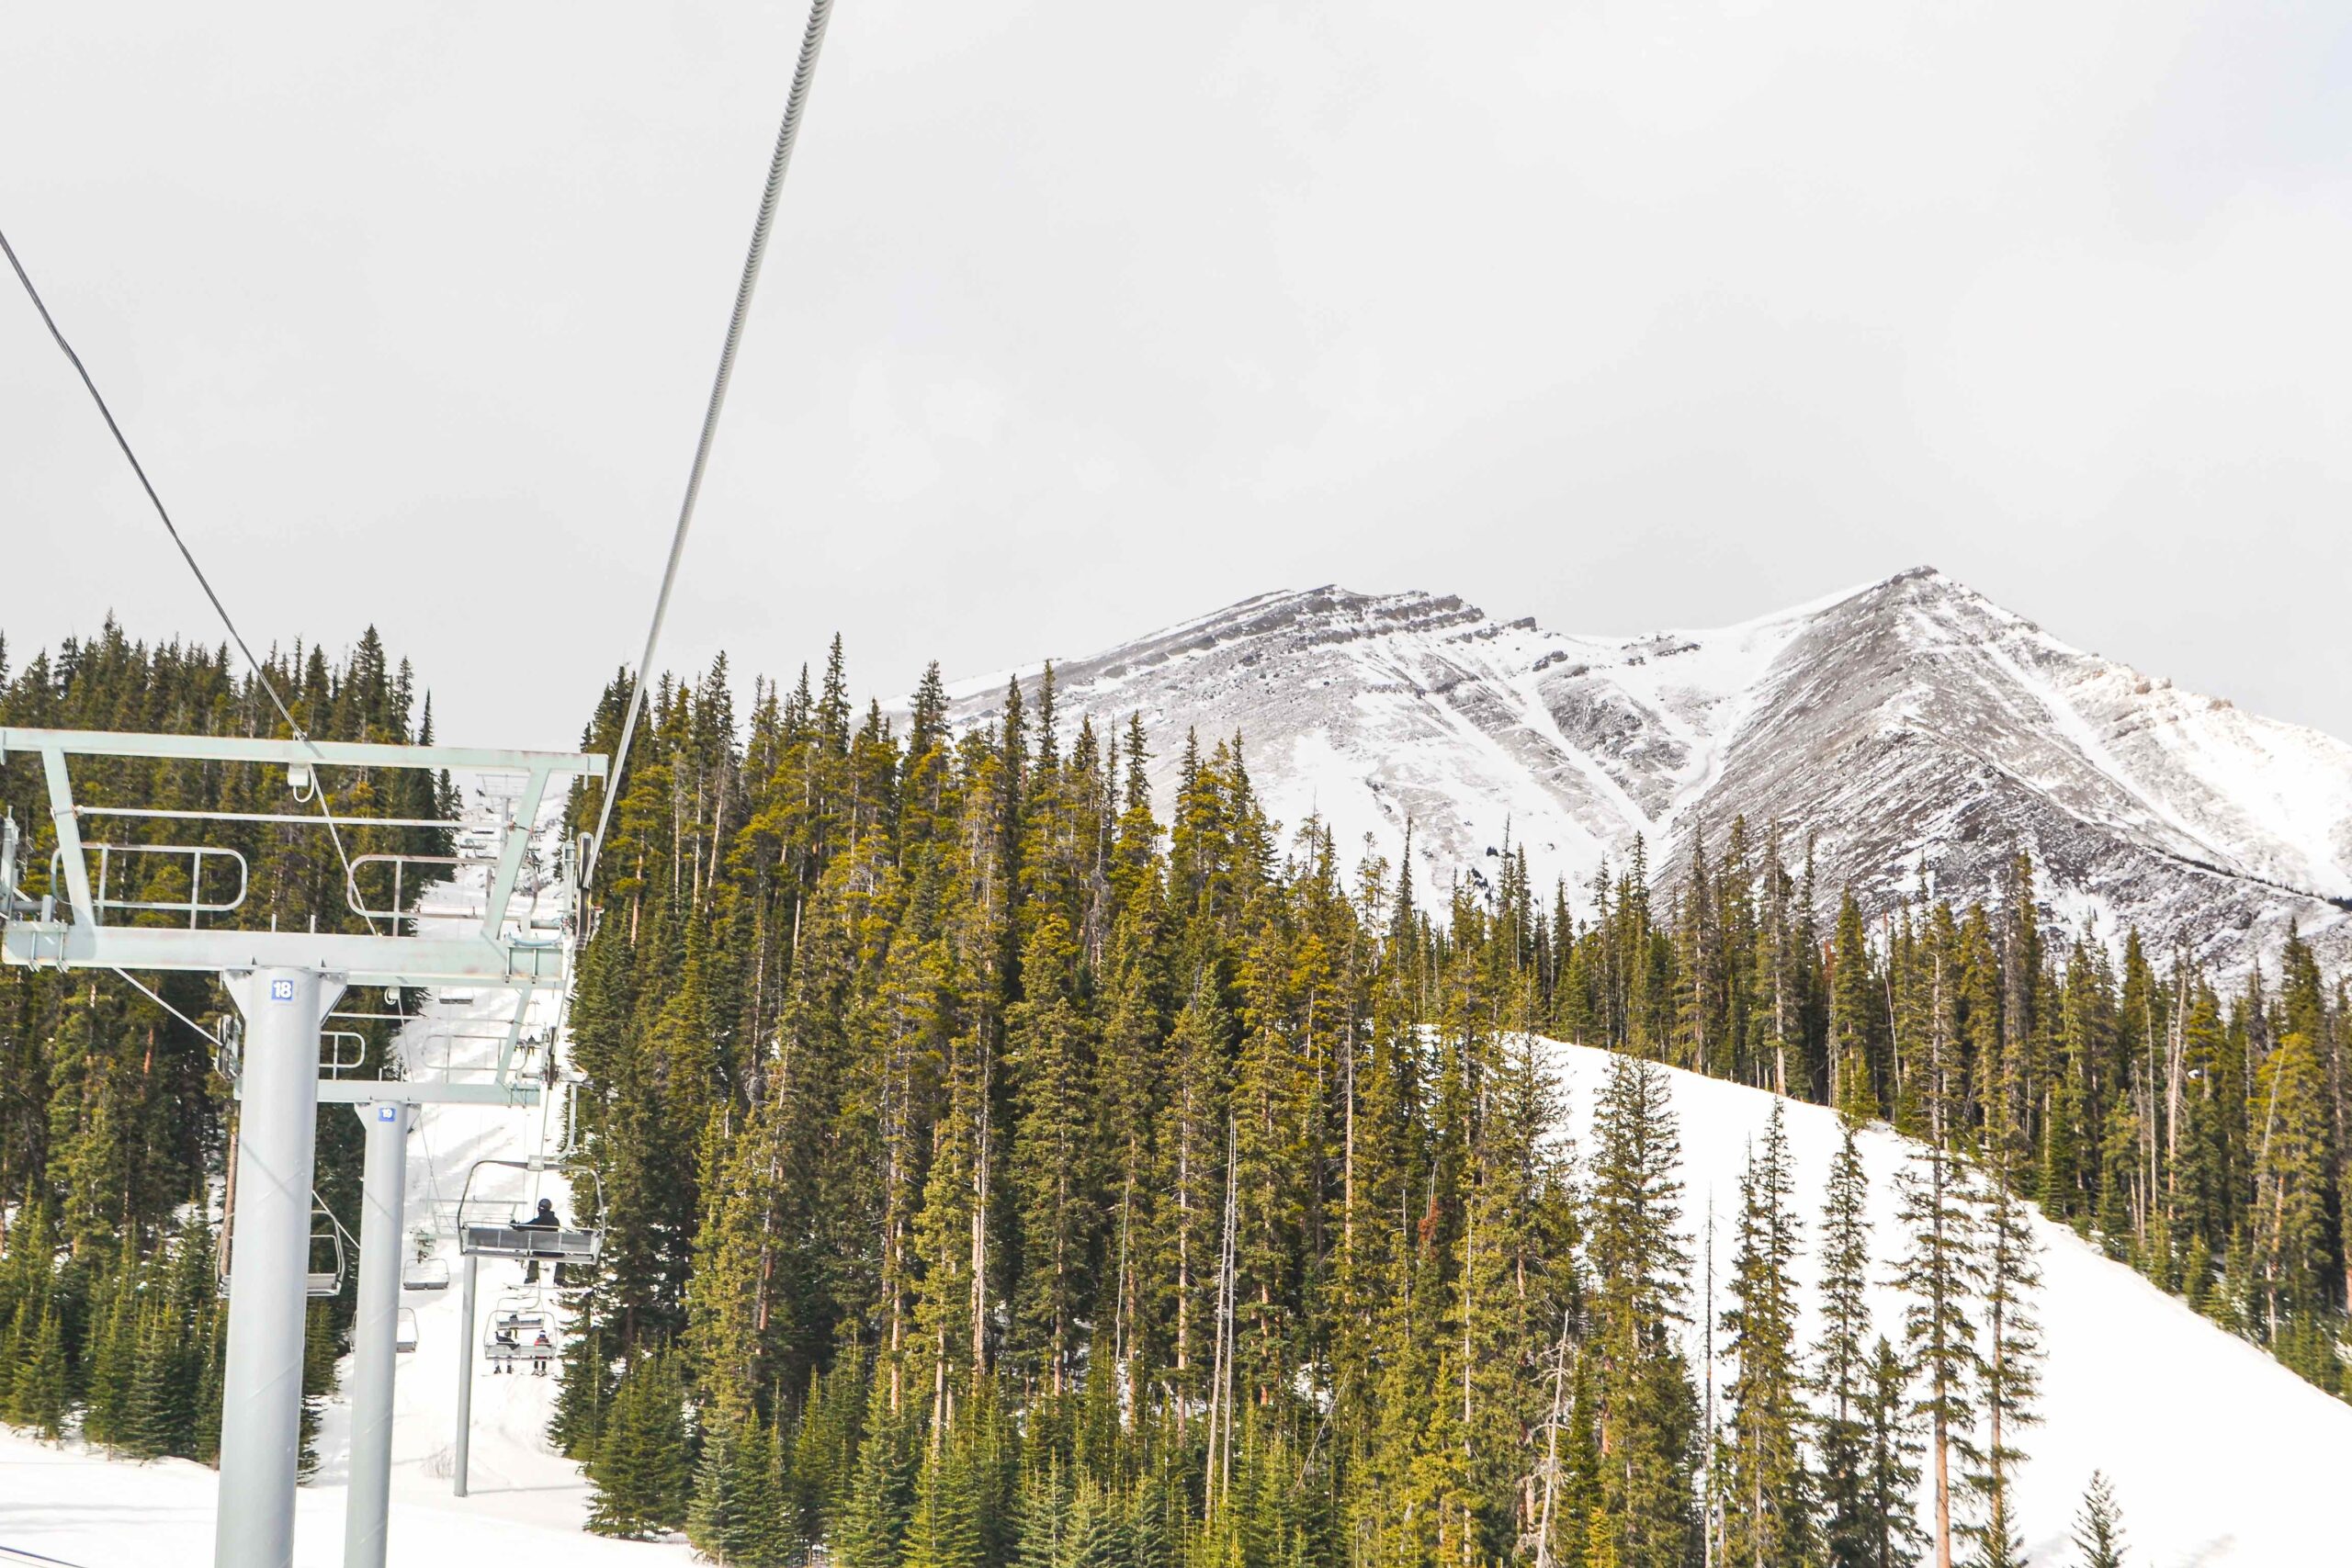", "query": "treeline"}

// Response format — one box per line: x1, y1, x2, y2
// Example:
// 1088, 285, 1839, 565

1625, 833, 2350, 1390
554, 641, 2344, 1565
0, 621, 450, 1462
